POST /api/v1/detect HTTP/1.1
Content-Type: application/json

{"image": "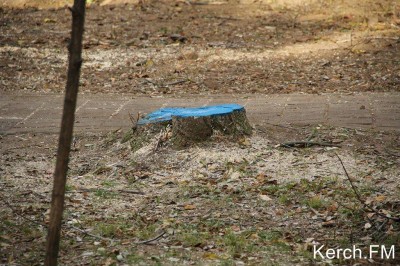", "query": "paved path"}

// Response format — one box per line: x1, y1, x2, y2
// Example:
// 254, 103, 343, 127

0, 92, 399, 134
